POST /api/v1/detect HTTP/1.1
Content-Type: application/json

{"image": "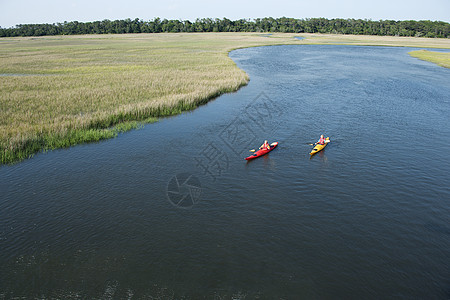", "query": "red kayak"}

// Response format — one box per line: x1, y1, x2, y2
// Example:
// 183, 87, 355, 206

245, 142, 278, 160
